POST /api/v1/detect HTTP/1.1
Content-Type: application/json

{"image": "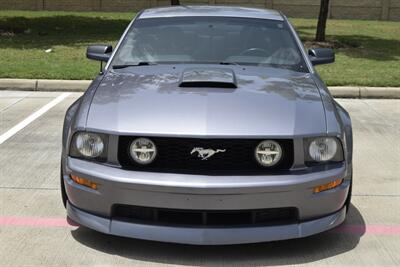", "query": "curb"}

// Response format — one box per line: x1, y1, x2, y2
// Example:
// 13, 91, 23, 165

37, 80, 92, 92
0, 79, 91, 92
328, 86, 400, 99
0, 79, 399, 99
